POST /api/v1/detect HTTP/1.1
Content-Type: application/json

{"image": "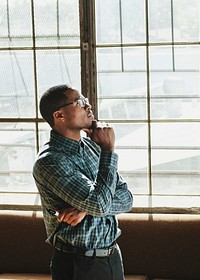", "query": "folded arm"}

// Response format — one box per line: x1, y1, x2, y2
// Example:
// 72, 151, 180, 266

34, 150, 118, 217
56, 174, 132, 226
